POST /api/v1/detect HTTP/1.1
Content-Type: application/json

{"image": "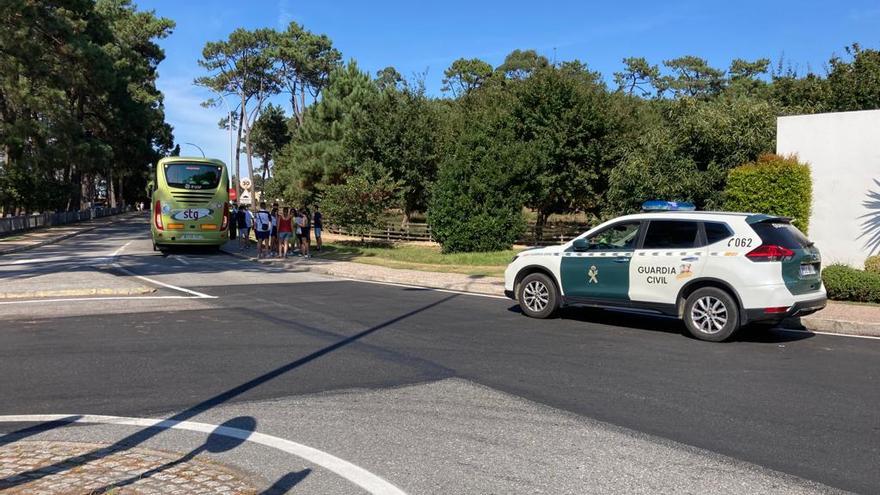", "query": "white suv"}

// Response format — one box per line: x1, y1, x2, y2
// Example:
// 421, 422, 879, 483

504, 205, 826, 341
